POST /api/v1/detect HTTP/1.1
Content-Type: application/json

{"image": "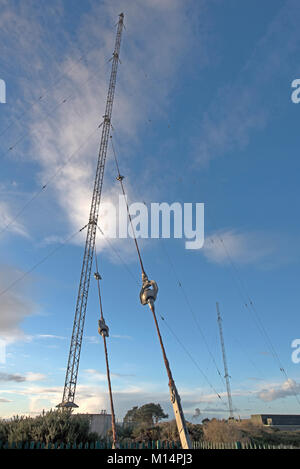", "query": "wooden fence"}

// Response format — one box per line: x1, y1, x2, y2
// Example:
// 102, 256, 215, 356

0, 439, 297, 449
